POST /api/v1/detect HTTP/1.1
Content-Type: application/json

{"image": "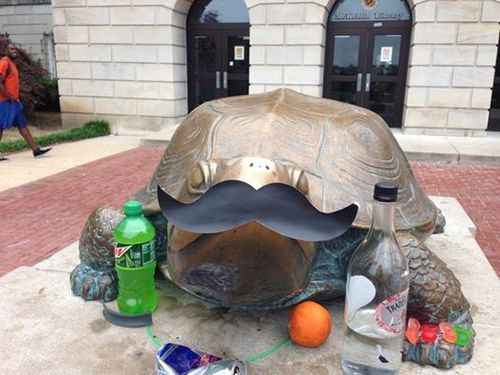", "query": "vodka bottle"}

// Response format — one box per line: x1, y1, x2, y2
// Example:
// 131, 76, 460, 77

342, 182, 410, 374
